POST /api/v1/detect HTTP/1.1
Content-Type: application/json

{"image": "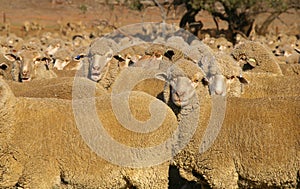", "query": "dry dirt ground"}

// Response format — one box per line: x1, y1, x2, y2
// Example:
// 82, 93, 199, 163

1, 0, 299, 36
